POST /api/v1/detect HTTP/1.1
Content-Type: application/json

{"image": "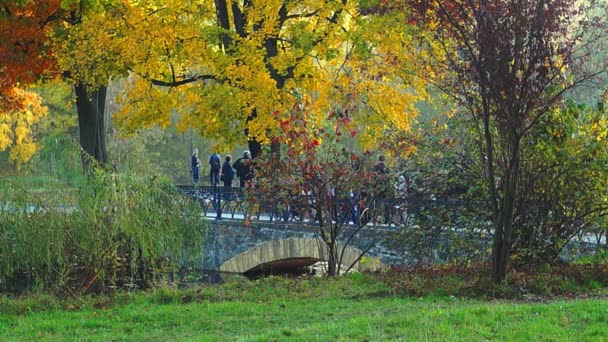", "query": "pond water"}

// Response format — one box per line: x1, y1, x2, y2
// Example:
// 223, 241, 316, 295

172, 265, 315, 286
